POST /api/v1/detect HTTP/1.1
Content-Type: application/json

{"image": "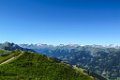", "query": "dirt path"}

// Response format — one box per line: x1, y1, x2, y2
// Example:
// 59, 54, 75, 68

0, 57, 15, 65
0, 53, 23, 65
